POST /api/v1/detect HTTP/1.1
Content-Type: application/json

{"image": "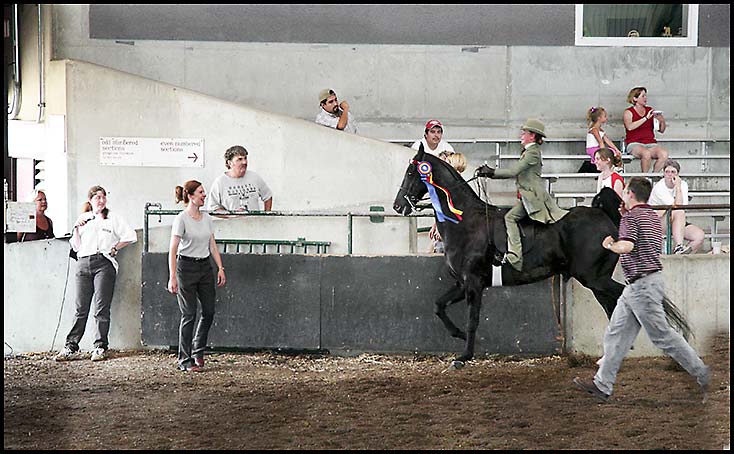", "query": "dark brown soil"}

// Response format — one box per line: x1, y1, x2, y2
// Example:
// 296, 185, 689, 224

4, 333, 729, 449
